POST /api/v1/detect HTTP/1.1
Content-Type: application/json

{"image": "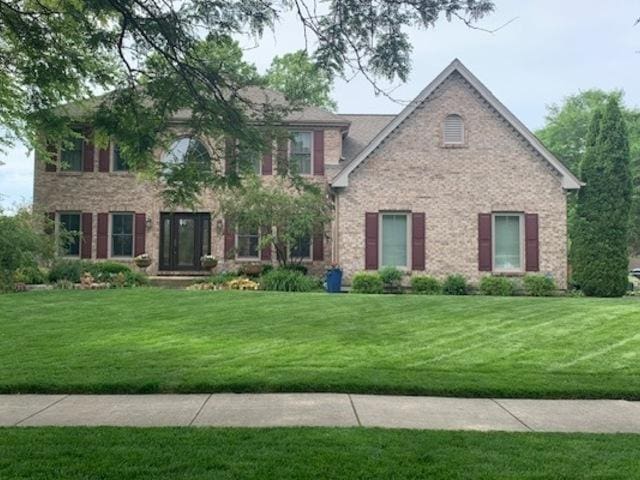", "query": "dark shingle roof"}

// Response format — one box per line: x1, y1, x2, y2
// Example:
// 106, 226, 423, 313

339, 114, 396, 161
